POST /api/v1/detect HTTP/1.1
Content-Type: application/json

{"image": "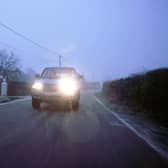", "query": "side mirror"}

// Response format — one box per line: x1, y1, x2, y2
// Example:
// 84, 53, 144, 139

35, 74, 41, 78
